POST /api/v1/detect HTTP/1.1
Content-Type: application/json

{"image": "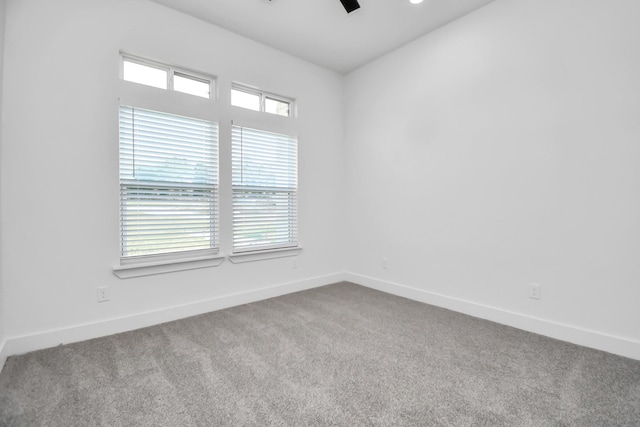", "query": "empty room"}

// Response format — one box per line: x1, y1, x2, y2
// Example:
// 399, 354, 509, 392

0, 0, 639, 425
